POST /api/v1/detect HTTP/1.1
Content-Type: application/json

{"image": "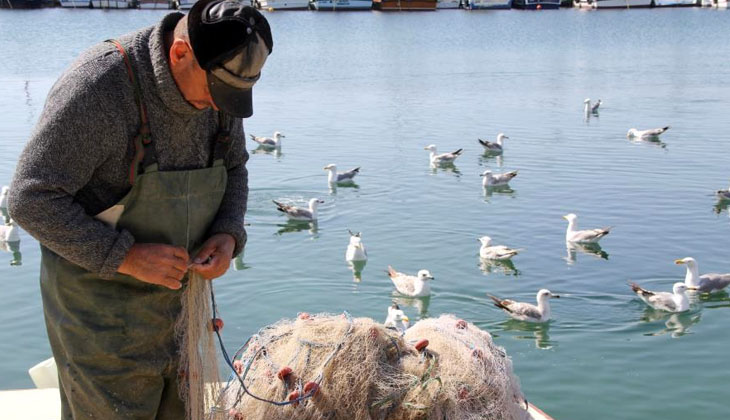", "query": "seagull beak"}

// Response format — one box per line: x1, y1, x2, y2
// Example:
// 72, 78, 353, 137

423, 147, 429, 150
318, 200, 325, 204
503, 136, 509, 139
402, 316, 410, 322
562, 216, 568, 220
552, 294, 561, 298
674, 259, 685, 265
